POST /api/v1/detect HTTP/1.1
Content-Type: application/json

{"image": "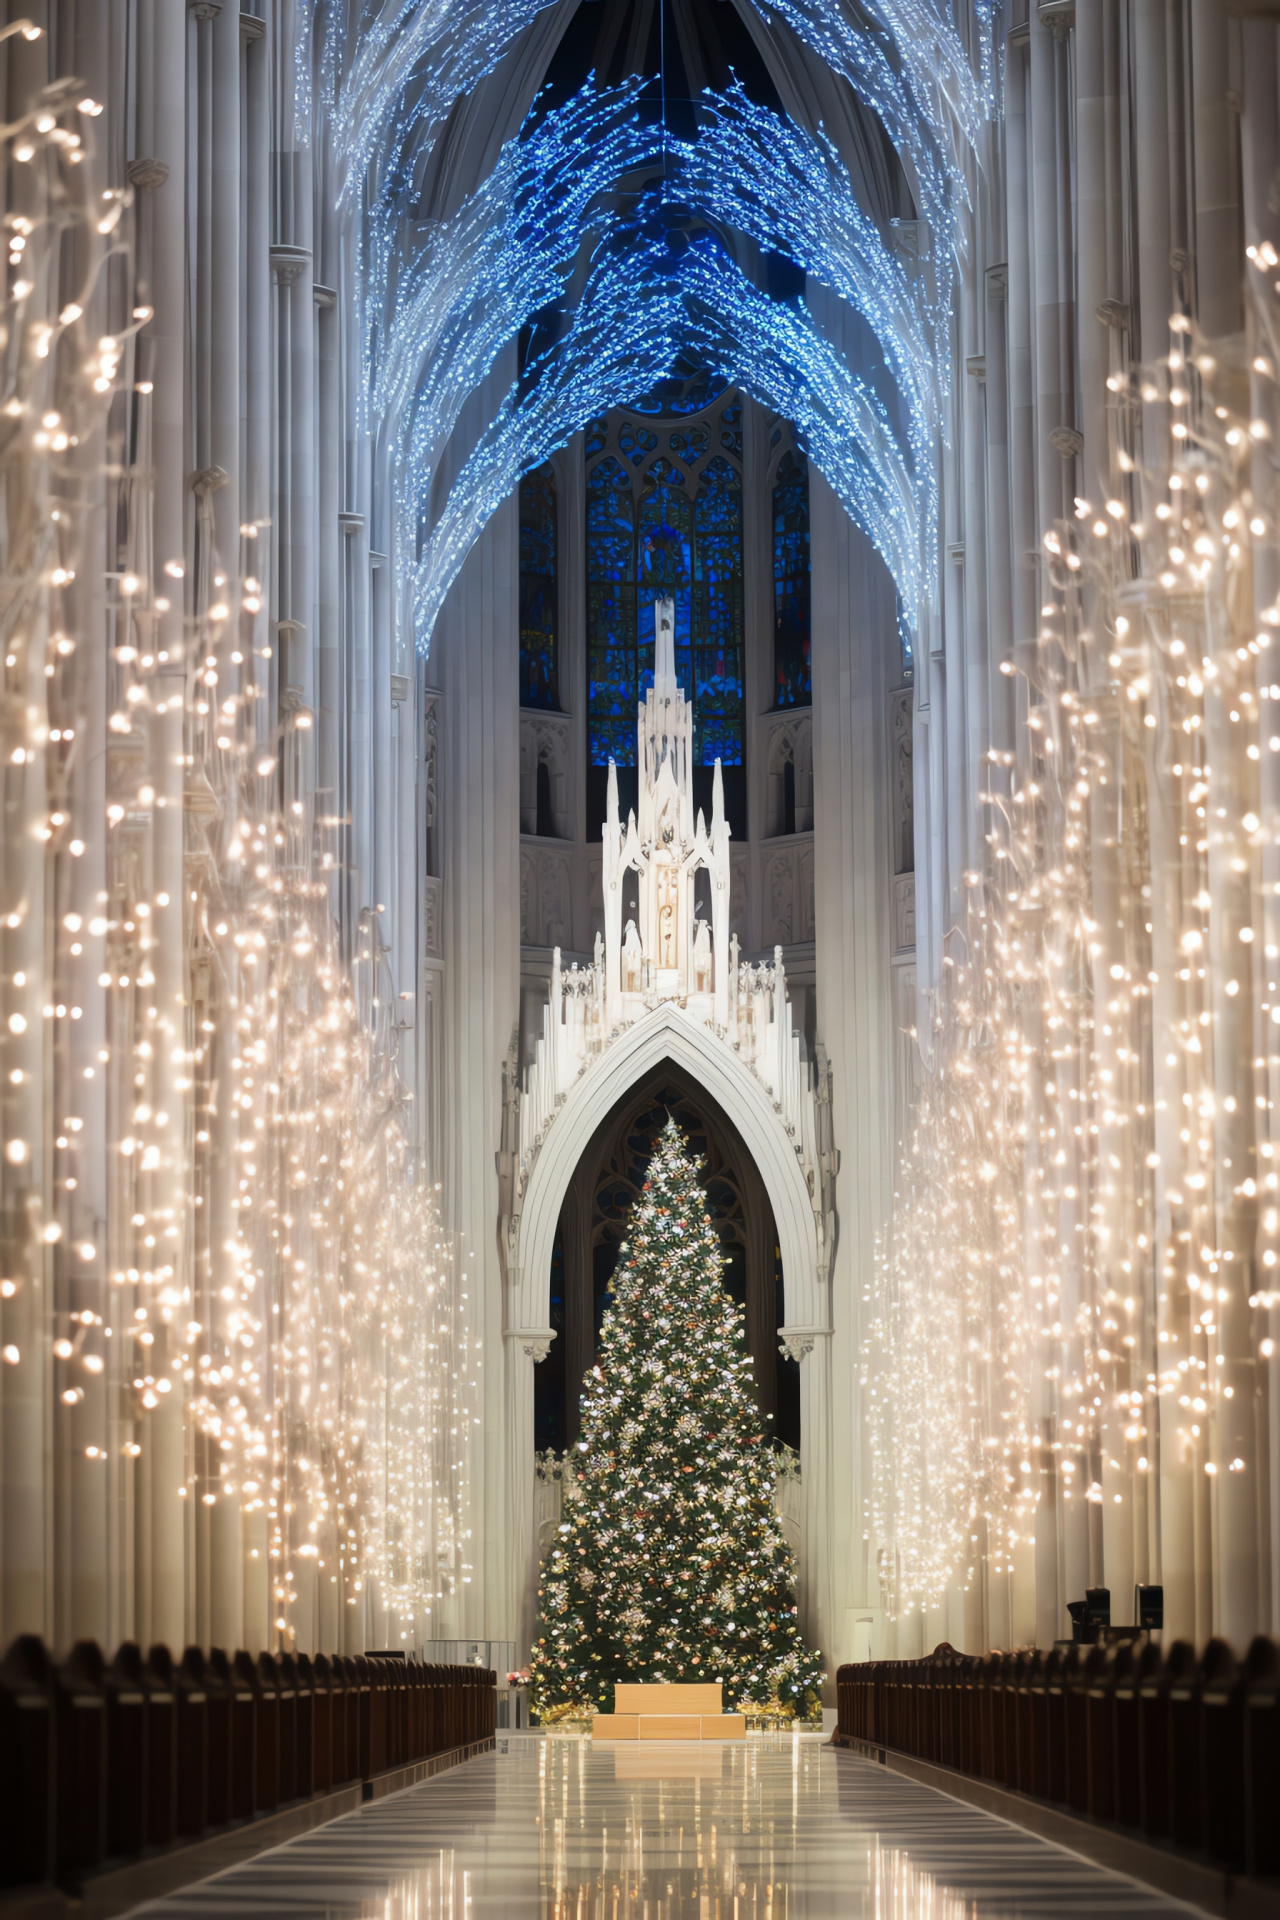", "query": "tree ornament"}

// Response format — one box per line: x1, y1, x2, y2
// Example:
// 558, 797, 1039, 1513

529, 1119, 822, 1719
